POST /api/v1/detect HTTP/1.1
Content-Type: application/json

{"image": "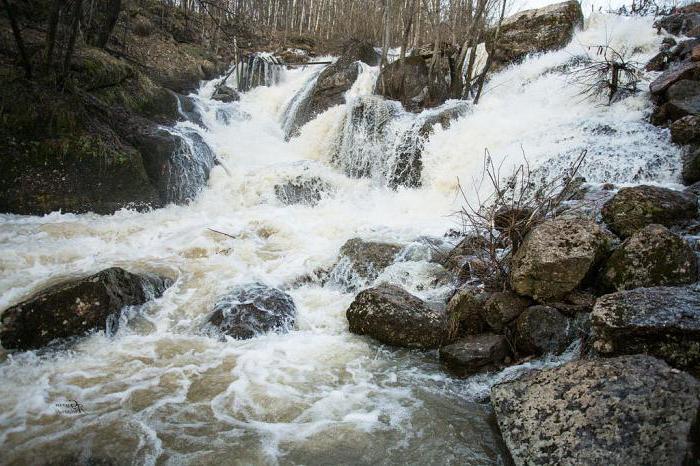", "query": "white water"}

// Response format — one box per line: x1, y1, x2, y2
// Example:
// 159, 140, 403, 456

0, 13, 682, 466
